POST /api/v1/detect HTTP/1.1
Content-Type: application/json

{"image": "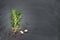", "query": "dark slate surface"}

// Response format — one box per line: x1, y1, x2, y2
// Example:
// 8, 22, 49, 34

0, 0, 60, 40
